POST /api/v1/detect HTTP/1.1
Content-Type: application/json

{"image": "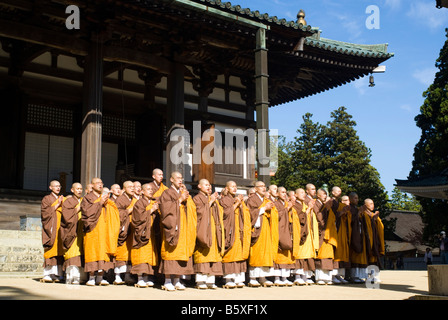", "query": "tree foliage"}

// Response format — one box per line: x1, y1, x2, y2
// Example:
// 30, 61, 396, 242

388, 187, 422, 212
272, 106, 389, 213
409, 29, 448, 239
